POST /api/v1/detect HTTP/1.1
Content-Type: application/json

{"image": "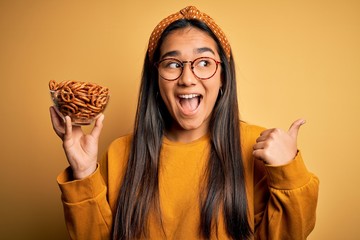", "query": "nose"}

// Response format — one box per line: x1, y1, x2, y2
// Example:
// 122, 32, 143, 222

178, 62, 197, 86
